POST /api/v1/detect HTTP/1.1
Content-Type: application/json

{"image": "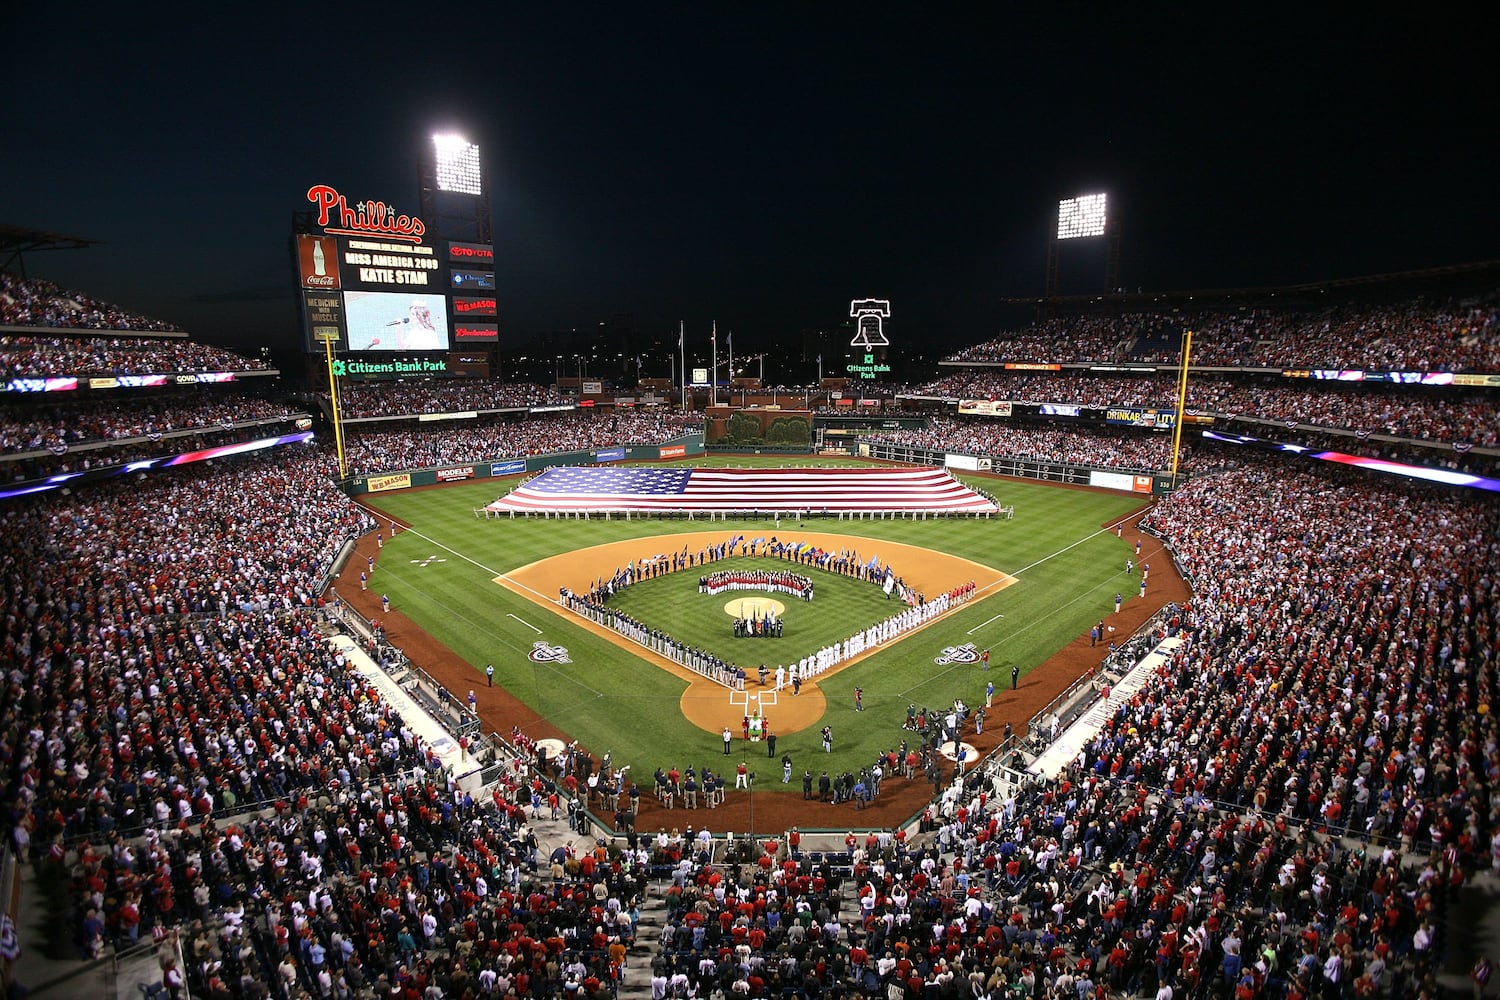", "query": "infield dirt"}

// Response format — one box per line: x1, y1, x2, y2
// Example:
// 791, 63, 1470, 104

500, 530, 1013, 736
